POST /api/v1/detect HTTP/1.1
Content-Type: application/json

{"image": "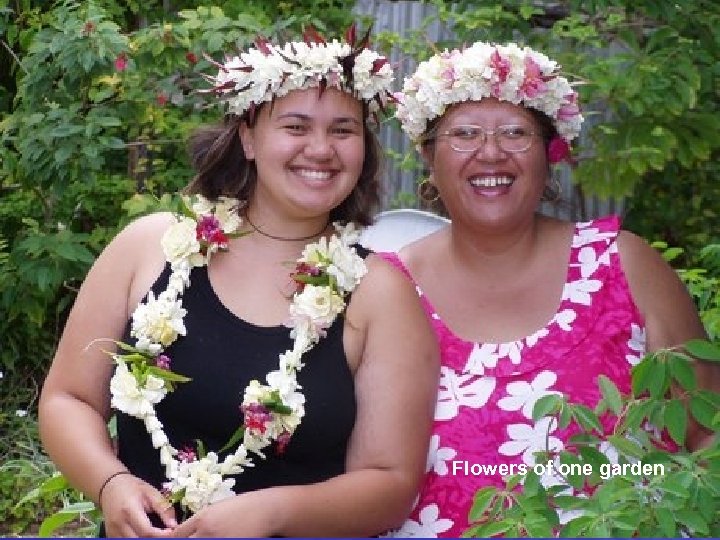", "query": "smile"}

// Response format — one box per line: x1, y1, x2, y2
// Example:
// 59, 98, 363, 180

468, 175, 514, 188
294, 168, 334, 180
